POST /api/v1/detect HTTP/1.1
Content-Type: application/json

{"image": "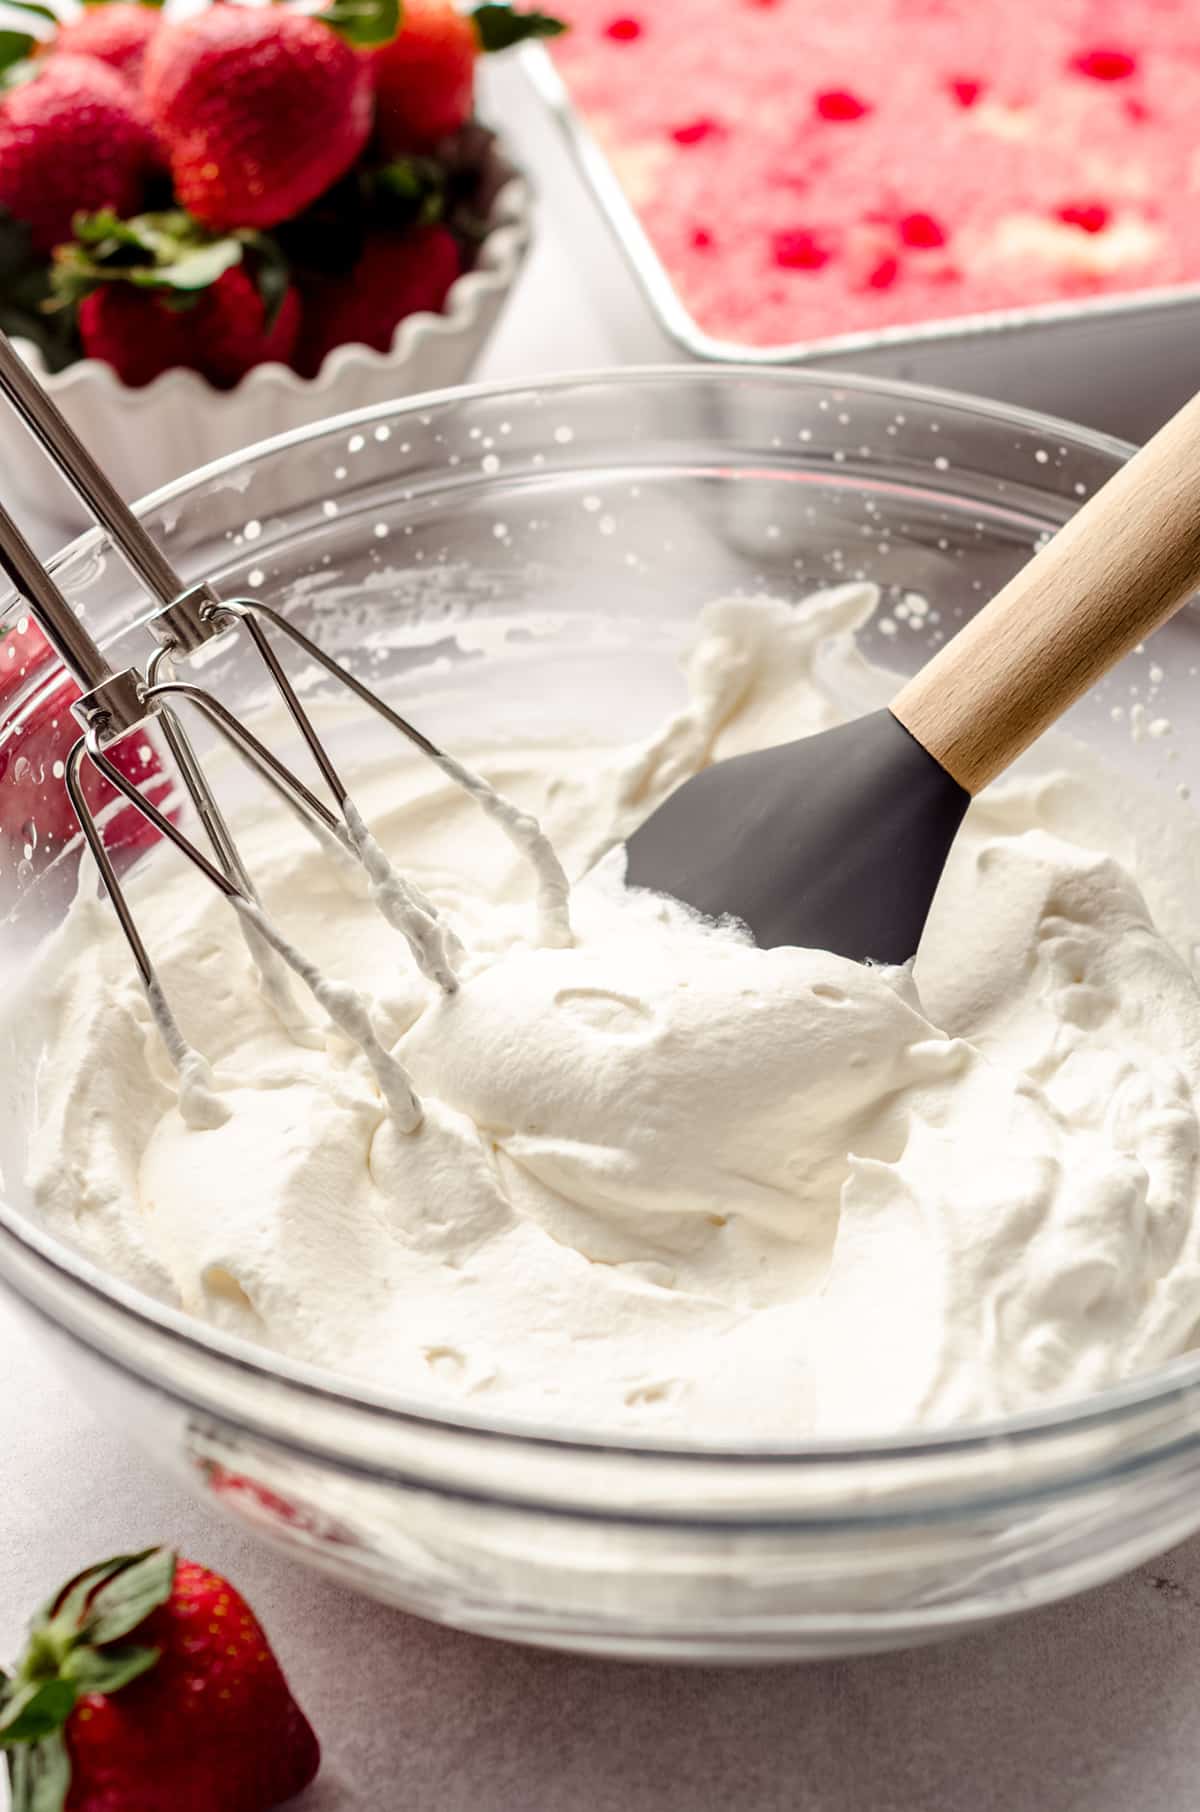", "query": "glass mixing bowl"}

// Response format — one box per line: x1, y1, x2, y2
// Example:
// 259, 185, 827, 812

5, 367, 1200, 1663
